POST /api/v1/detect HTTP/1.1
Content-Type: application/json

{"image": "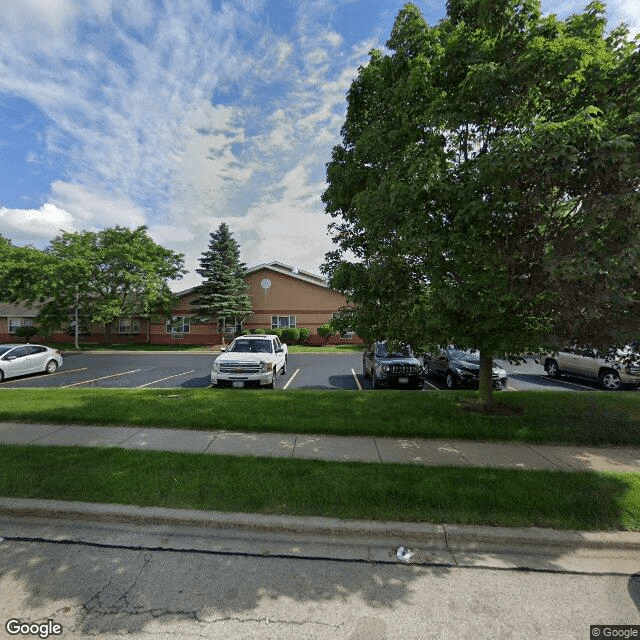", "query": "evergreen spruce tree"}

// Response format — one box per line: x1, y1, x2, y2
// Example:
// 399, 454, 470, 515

192, 223, 252, 341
